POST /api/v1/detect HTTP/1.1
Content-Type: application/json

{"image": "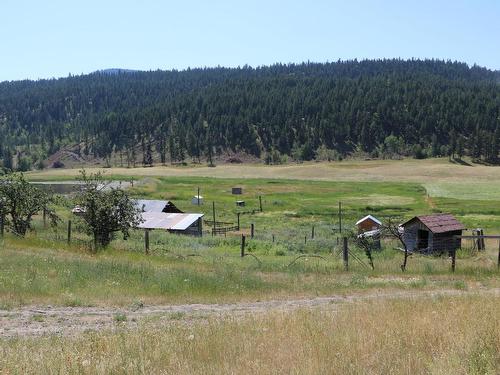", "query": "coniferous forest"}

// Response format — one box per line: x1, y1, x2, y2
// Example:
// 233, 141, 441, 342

1, 59, 500, 170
